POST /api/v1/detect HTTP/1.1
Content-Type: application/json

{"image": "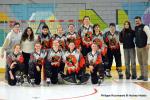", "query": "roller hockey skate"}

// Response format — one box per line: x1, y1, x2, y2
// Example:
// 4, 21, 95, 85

46, 78, 51, 85
105, 69, 112, 78
76, 79, 81, 85
97, 72, 104, 86
98, 77, 104, 86
30, 79, 35, 86
27, 75, 35, 86
117, 68, 123, 79
23, 75, 29, 84
15, 71, 24, 86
